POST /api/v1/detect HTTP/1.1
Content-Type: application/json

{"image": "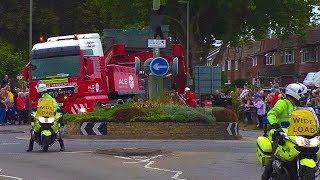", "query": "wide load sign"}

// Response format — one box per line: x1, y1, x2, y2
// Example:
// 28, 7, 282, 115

288, 108, 319, 136
36, 100, 55, 118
